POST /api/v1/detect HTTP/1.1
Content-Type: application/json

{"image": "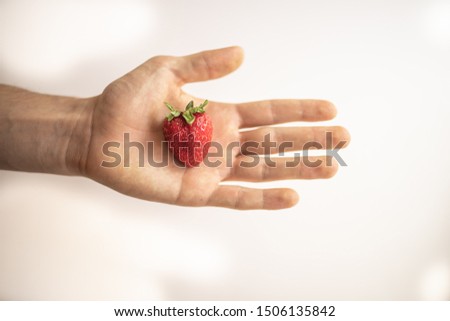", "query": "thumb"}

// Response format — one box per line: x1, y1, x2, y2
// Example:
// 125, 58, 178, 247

173, 46, 244, 84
